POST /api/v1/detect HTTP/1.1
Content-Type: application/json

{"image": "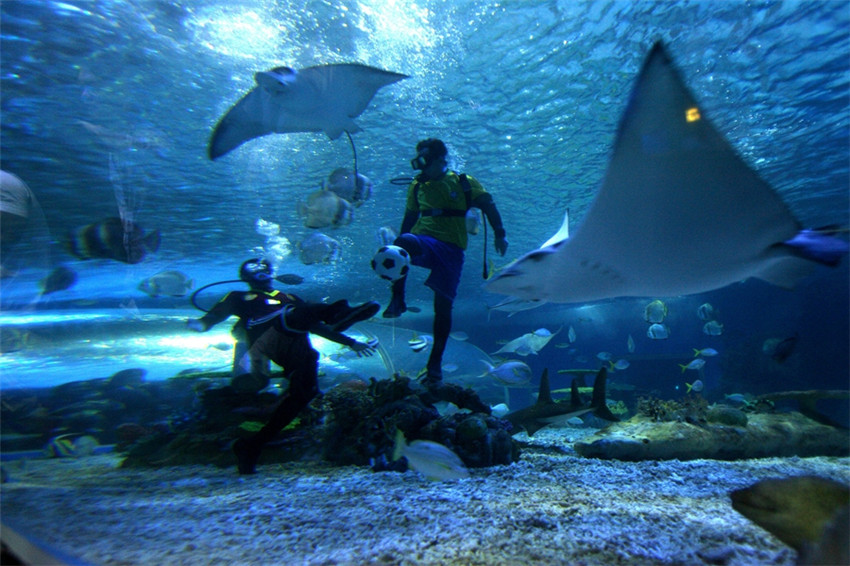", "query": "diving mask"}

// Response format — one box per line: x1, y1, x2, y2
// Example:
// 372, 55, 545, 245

239, 258, 273, 285
411, 148, 430, 171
